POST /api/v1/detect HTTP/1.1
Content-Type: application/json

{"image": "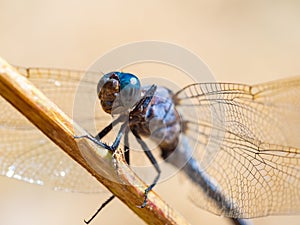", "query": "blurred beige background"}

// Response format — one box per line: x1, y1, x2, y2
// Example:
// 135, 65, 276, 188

1, 1, 300, 225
